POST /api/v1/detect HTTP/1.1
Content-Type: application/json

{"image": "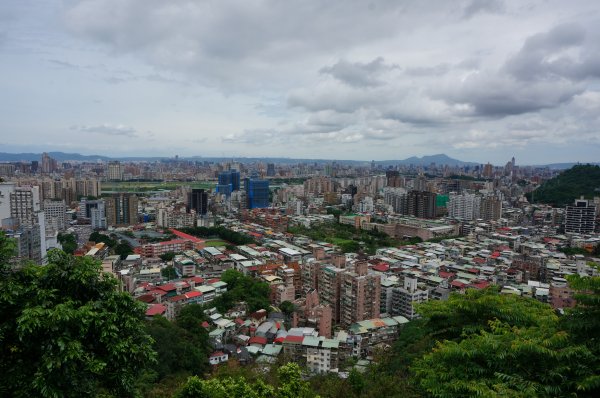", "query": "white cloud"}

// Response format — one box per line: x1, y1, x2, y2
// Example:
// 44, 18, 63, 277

1, 0, 599, 163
